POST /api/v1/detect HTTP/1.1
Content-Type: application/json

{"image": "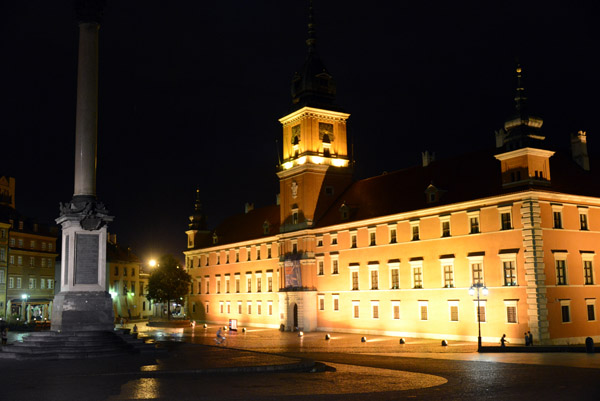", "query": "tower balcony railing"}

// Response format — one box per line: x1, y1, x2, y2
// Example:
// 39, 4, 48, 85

280, 151, 349, 171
